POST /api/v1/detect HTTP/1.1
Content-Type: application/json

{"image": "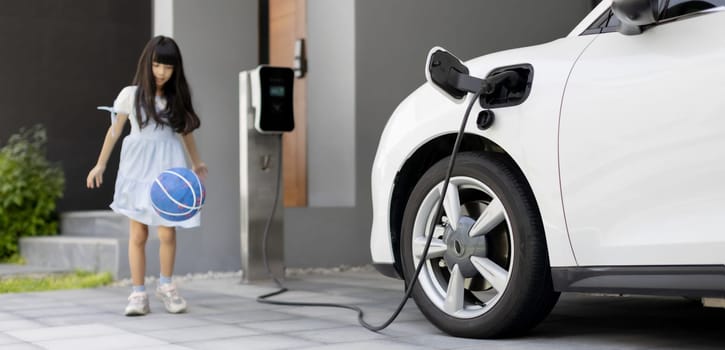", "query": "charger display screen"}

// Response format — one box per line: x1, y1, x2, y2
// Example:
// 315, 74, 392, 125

270, 86, 285, 97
